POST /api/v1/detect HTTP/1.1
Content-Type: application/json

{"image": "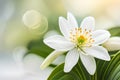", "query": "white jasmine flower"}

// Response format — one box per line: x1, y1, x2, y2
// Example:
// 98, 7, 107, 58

41, 12, 110, 75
